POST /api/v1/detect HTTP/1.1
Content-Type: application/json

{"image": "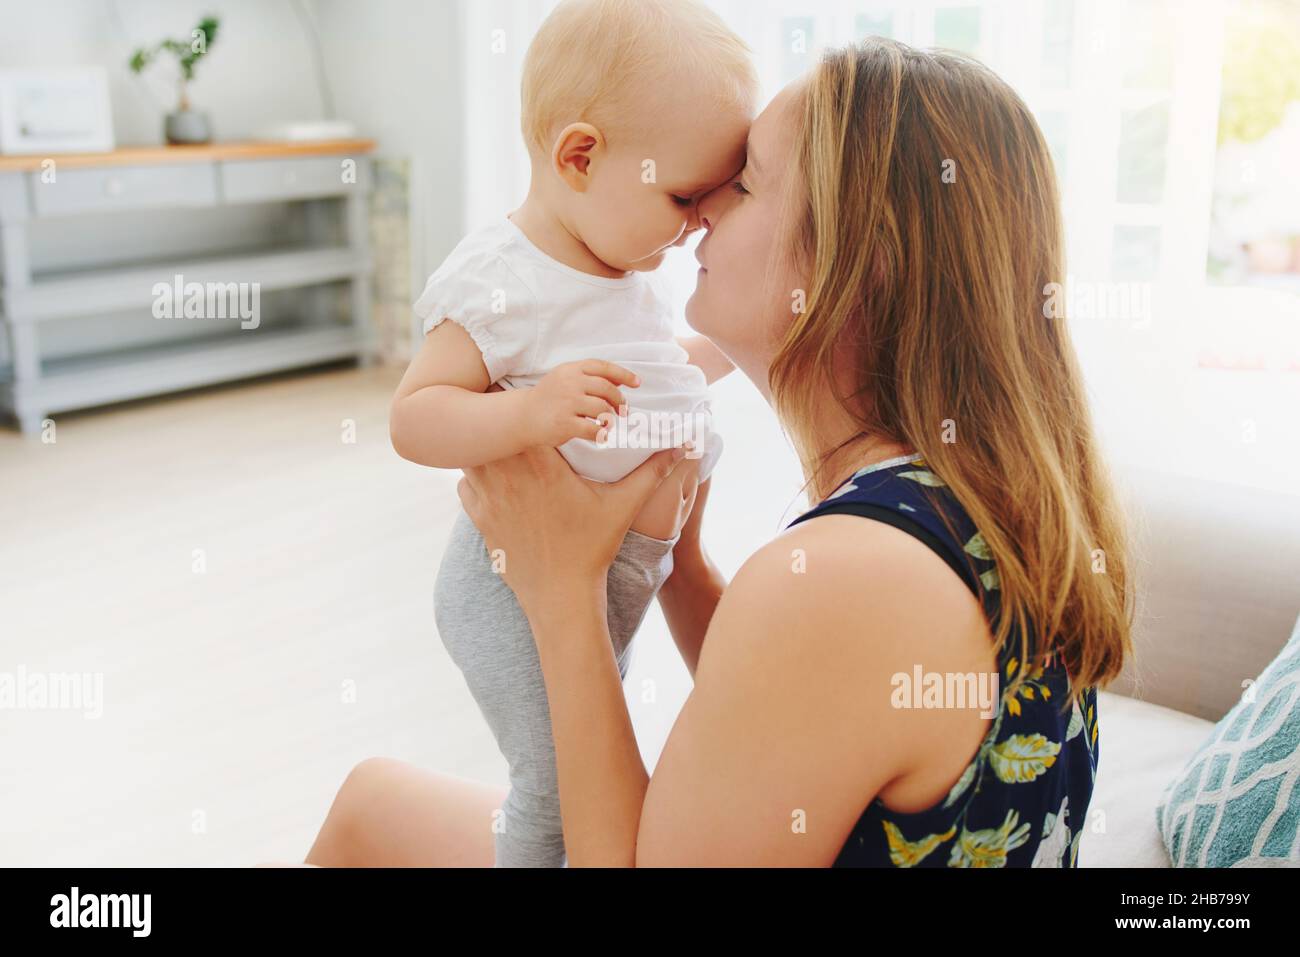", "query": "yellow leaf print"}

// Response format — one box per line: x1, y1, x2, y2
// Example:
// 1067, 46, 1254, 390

1006, 696, 1021, 717
980, 568, 1001, 591
988, 733, 1061, 783
947, 810, 1032, 868
882, 820, 957, 867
